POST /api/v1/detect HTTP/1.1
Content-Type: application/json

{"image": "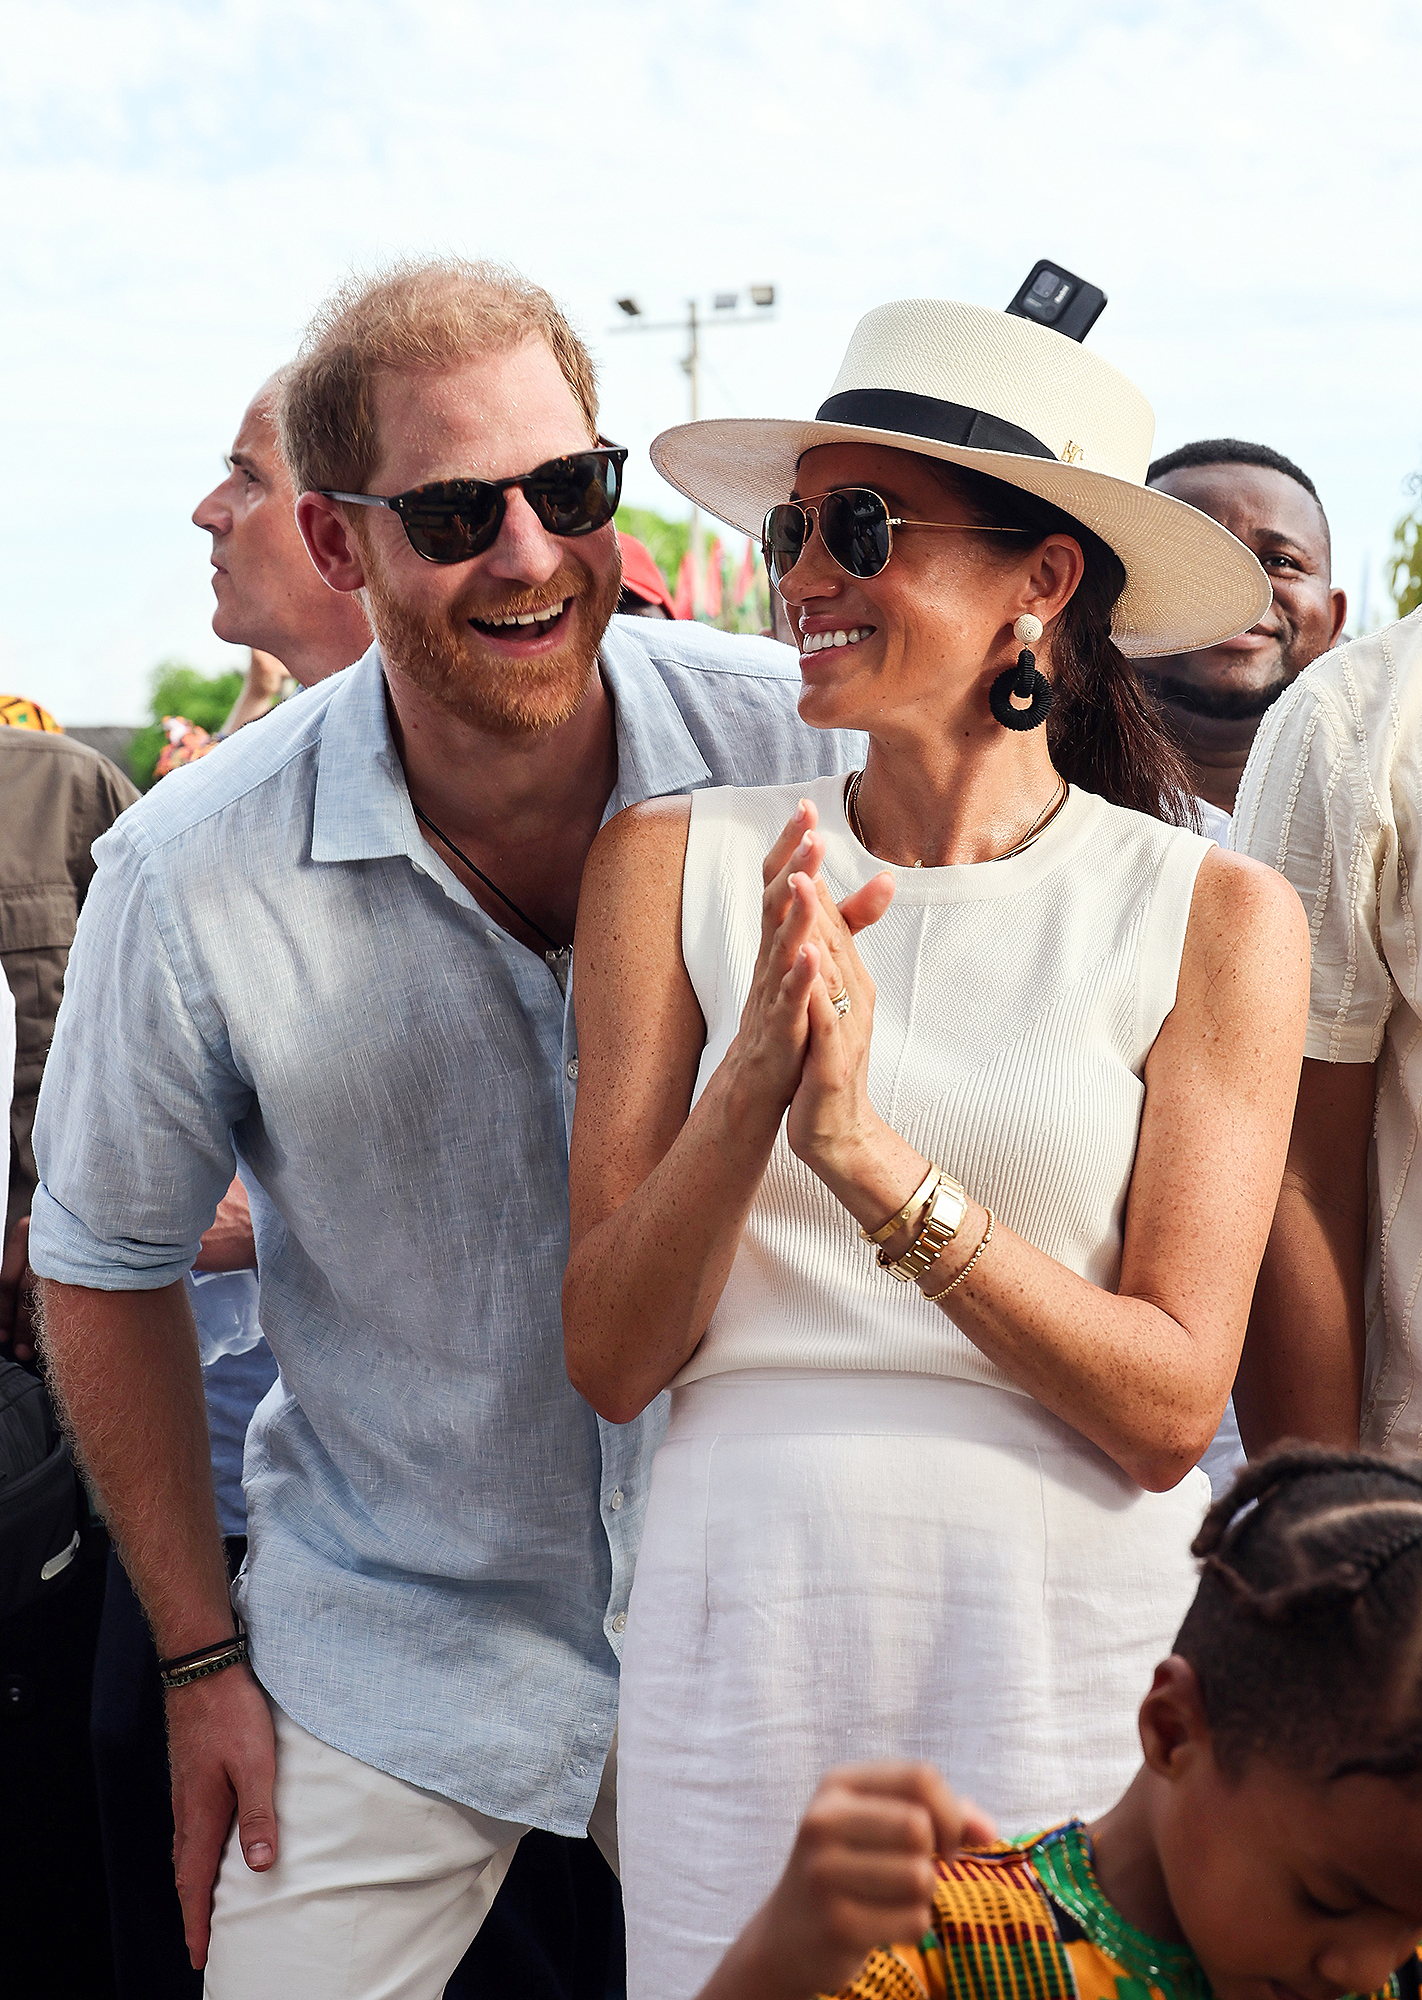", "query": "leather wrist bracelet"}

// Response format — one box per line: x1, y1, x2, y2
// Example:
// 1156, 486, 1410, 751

158, 1628, 248, 1693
